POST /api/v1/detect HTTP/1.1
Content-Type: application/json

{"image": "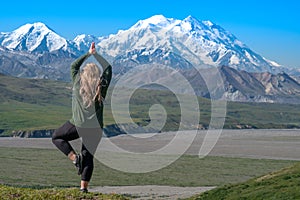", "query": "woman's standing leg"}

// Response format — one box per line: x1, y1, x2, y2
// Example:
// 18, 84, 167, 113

78, 128, 103, 191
